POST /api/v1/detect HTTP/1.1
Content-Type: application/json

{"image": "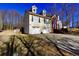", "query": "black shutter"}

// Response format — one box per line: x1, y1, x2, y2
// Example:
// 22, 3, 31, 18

32, 16, 33, 22
39, 18, 40, 23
